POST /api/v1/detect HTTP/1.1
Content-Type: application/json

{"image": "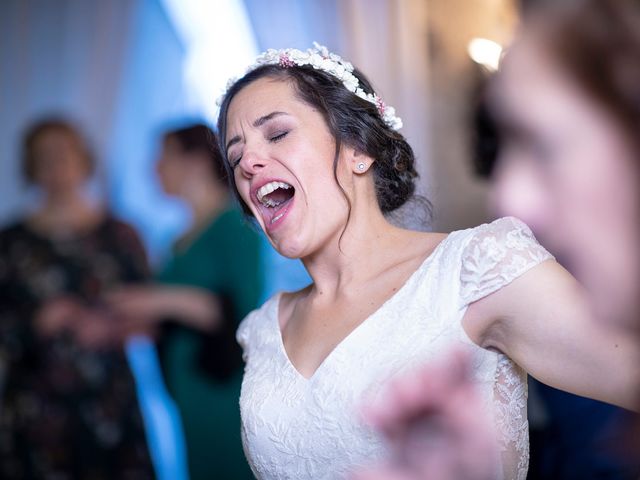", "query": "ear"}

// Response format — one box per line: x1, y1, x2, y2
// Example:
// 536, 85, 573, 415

349, 148, 372, 174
